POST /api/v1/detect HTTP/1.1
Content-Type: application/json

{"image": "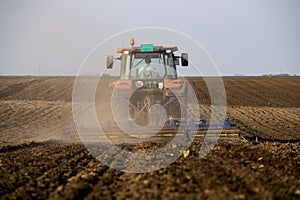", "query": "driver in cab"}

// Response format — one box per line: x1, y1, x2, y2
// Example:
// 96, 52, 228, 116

138, 57, 158, 78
